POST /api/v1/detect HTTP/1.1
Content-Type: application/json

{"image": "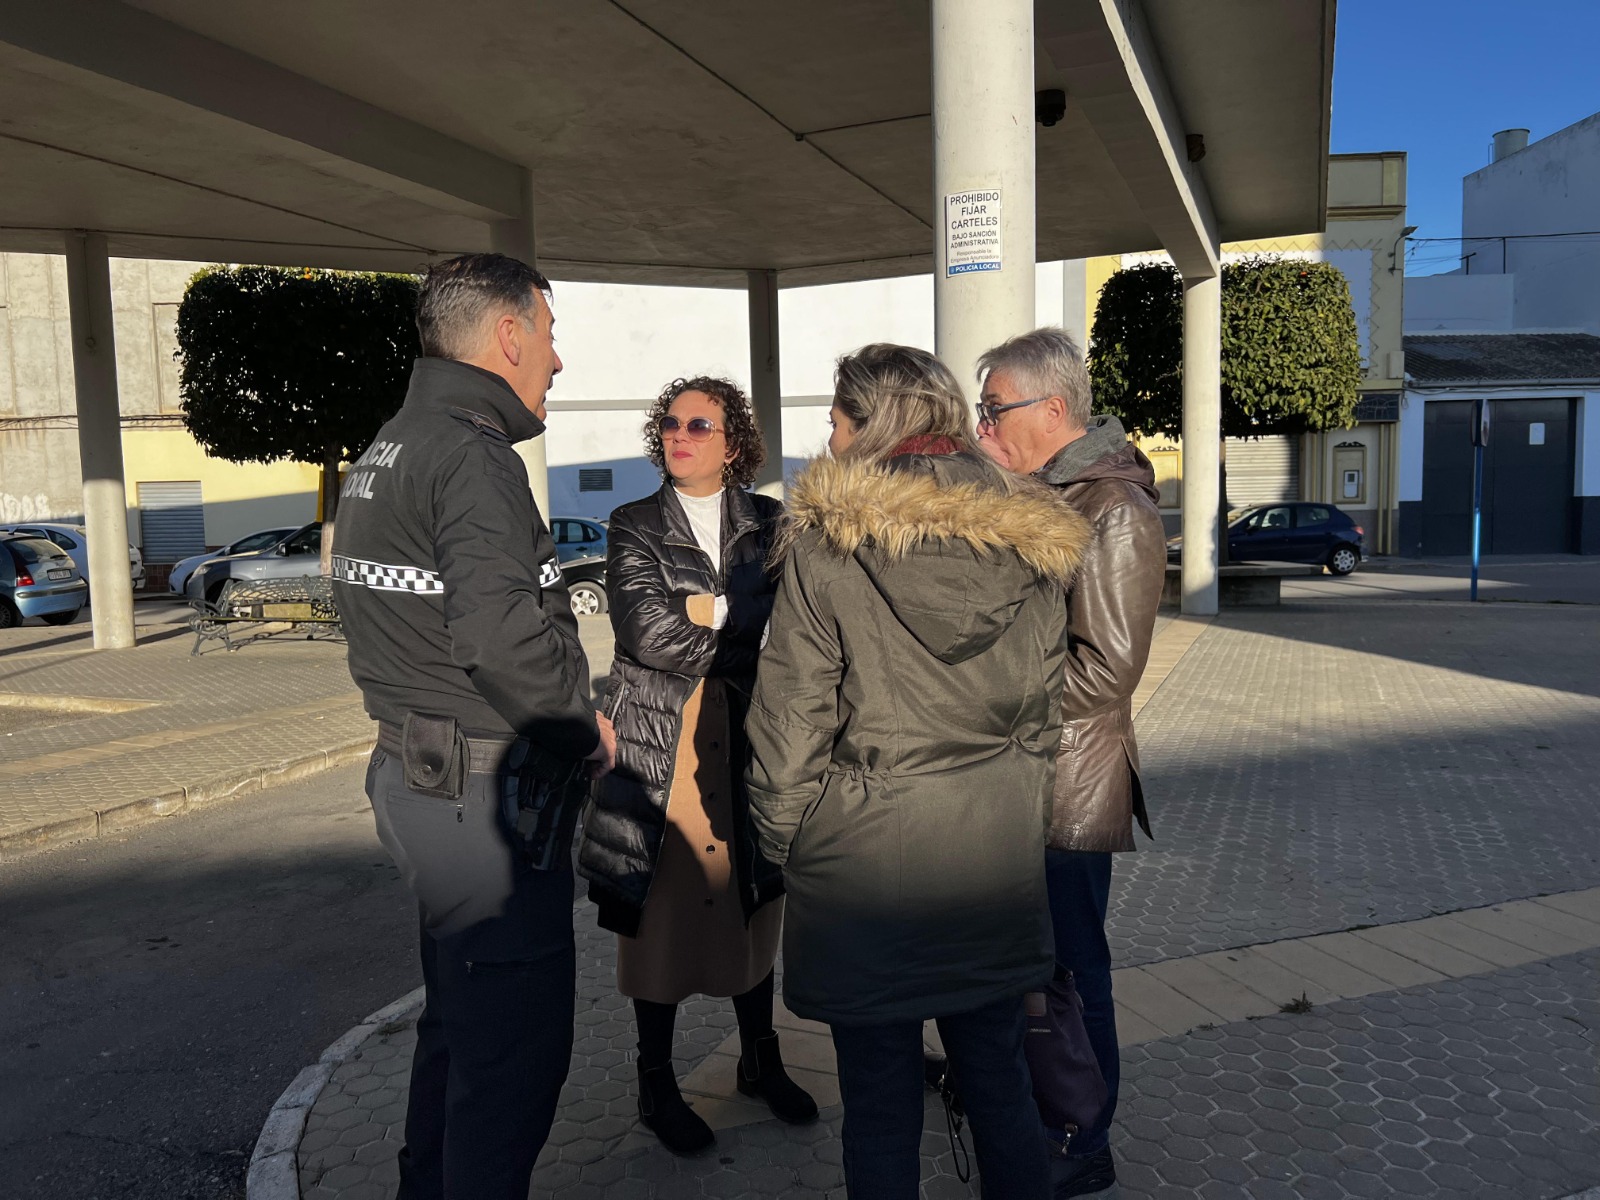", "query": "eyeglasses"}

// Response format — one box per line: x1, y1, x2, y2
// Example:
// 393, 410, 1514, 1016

975, 396, 1047, 428
658, 415, 723, 441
